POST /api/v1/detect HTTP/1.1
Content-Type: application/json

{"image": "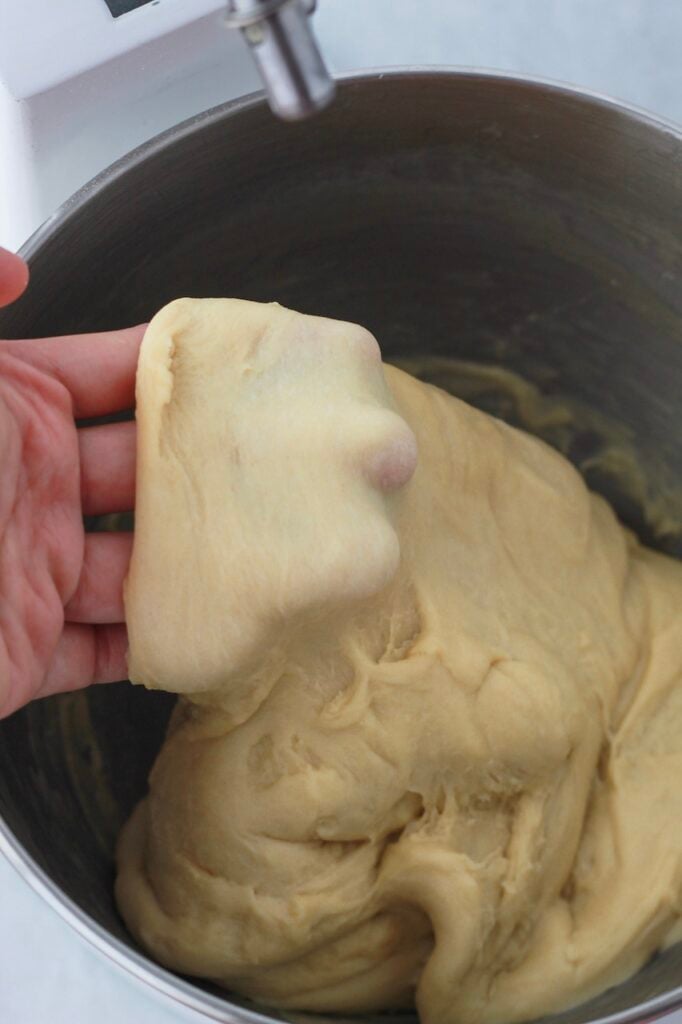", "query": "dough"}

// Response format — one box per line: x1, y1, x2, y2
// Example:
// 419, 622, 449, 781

117, 298, 682, 1024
